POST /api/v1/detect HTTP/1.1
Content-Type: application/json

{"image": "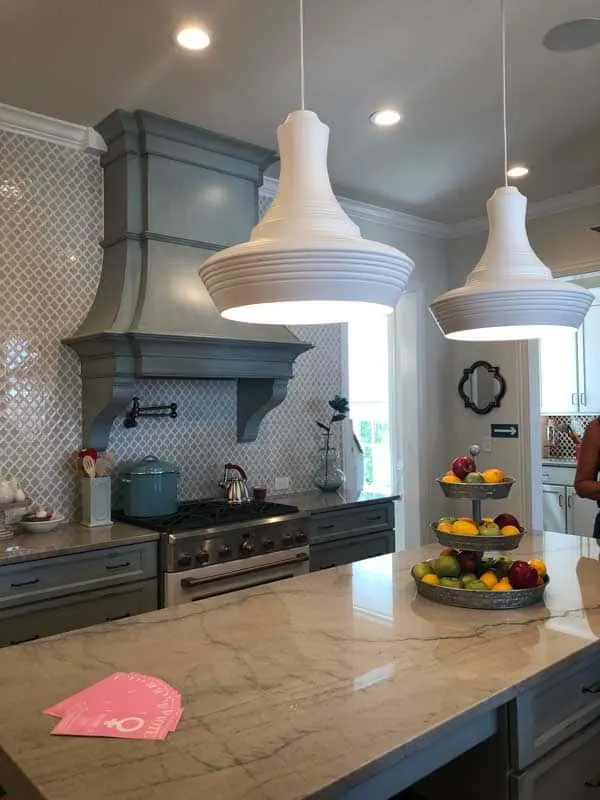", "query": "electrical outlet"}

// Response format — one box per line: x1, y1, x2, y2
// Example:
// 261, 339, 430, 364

482, 438, 493, 453
274, 476, 290, 491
